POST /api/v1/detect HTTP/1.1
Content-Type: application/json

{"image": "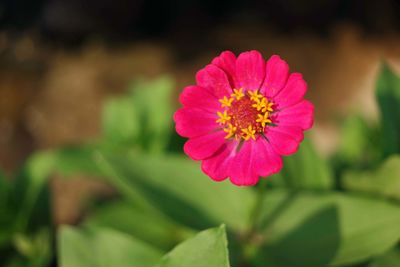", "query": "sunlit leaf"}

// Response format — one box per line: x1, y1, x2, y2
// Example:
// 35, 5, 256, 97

128, 76, 174, 153
59, 226, 163, 267
270, 138, 333, 190
369, 247, 400, 267
84, 200, 194, 250
254, 190, 400, 267
342, 155, 400, 201
156, 225, 230, 267
102, 97, 139, 145
93, 151, 256, 231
